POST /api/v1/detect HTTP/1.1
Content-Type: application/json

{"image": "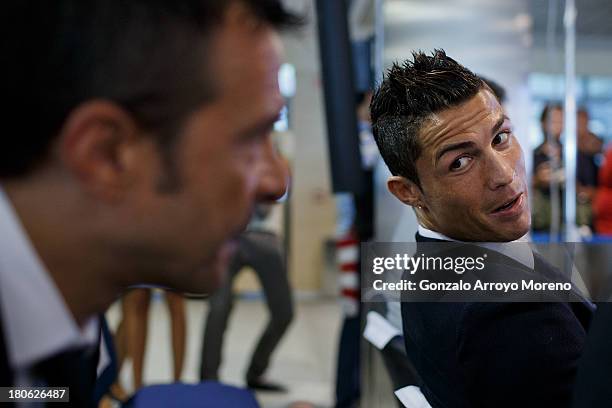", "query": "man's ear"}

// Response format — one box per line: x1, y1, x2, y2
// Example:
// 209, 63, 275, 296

58, 100, 142, 201
387, 175, 424, 209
